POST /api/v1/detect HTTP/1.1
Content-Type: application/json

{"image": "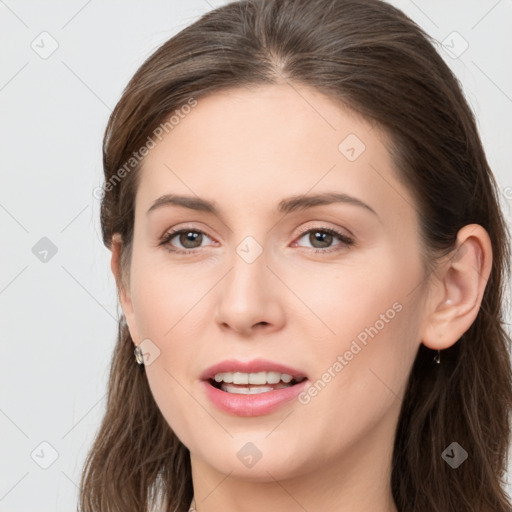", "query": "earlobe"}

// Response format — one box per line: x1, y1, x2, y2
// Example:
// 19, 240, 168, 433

421, 224, 493, 351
